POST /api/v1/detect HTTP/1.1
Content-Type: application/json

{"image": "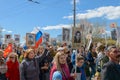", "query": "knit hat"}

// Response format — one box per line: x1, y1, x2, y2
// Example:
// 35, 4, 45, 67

52, 71, 62, 80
